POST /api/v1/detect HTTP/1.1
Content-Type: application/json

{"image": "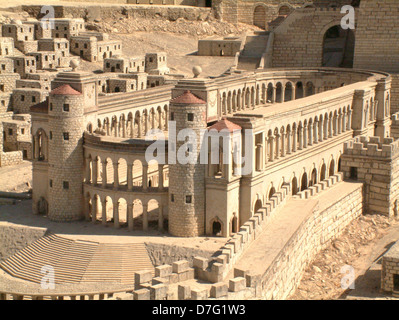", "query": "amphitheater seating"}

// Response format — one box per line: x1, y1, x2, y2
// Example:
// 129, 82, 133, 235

0, 234, 154, 285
